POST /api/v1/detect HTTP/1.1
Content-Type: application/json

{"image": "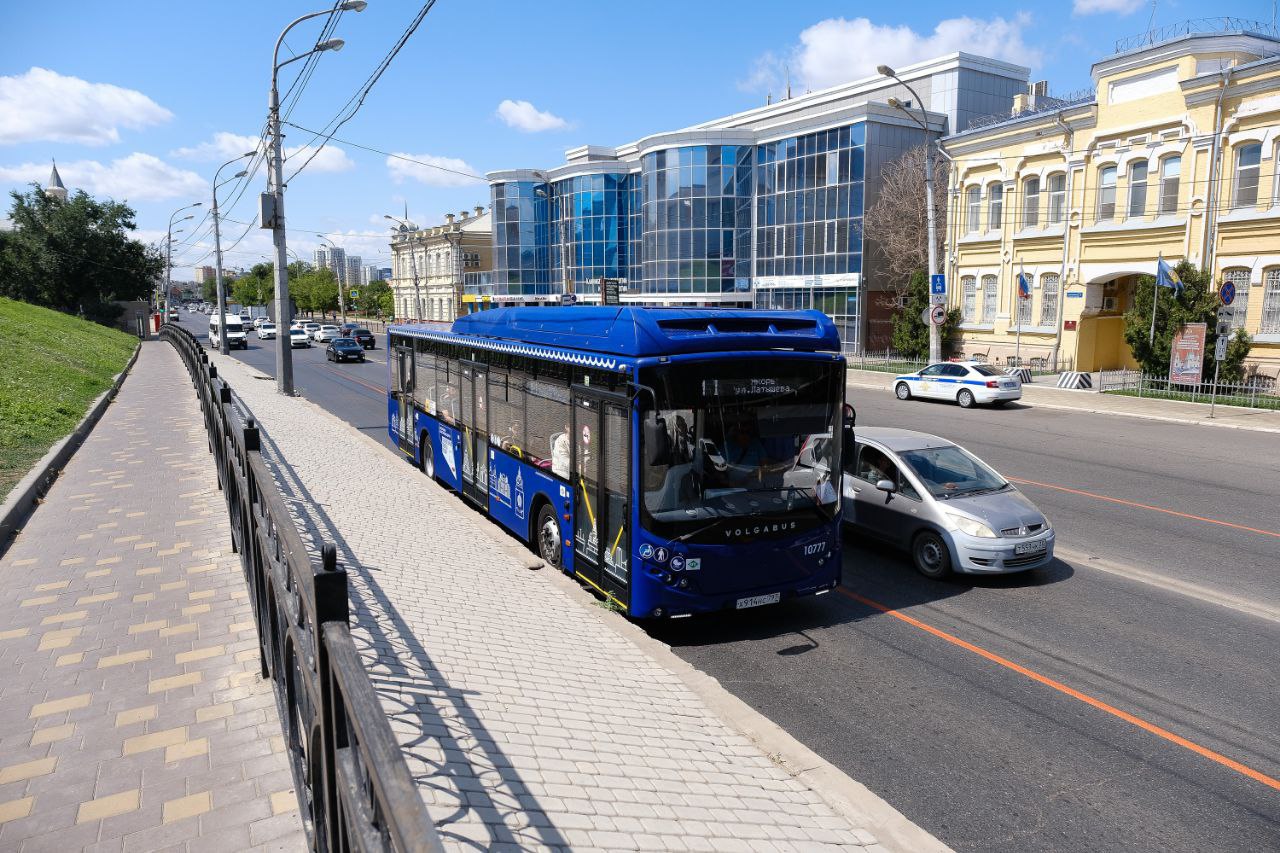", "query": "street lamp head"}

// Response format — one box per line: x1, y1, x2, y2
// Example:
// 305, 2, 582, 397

338, 0, 367, 11
876, 64, 895, 78
887, 97, 903, 109
233, 170, 248, 179
191, 202, 203, 208
317, 38, 345, 53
